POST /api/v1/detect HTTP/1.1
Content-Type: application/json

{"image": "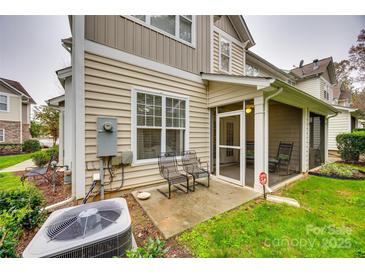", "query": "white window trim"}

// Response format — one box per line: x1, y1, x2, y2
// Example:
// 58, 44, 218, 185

218, 35, 232, 74
125, 15, 196, 48
131, 87, 190, 166
0, 92, 10, 112
0, 129, 4, 142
